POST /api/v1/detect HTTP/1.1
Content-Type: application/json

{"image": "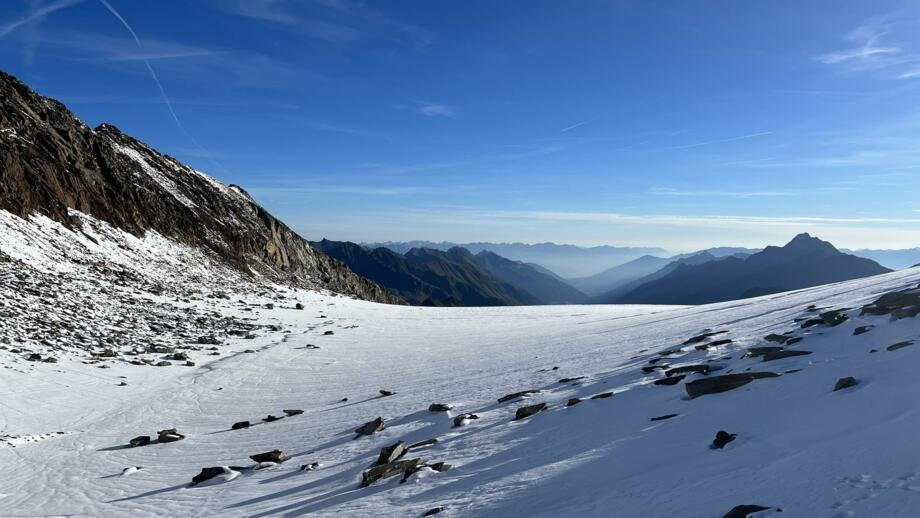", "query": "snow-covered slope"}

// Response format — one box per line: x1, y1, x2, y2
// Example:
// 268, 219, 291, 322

3, 213, 920, 517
